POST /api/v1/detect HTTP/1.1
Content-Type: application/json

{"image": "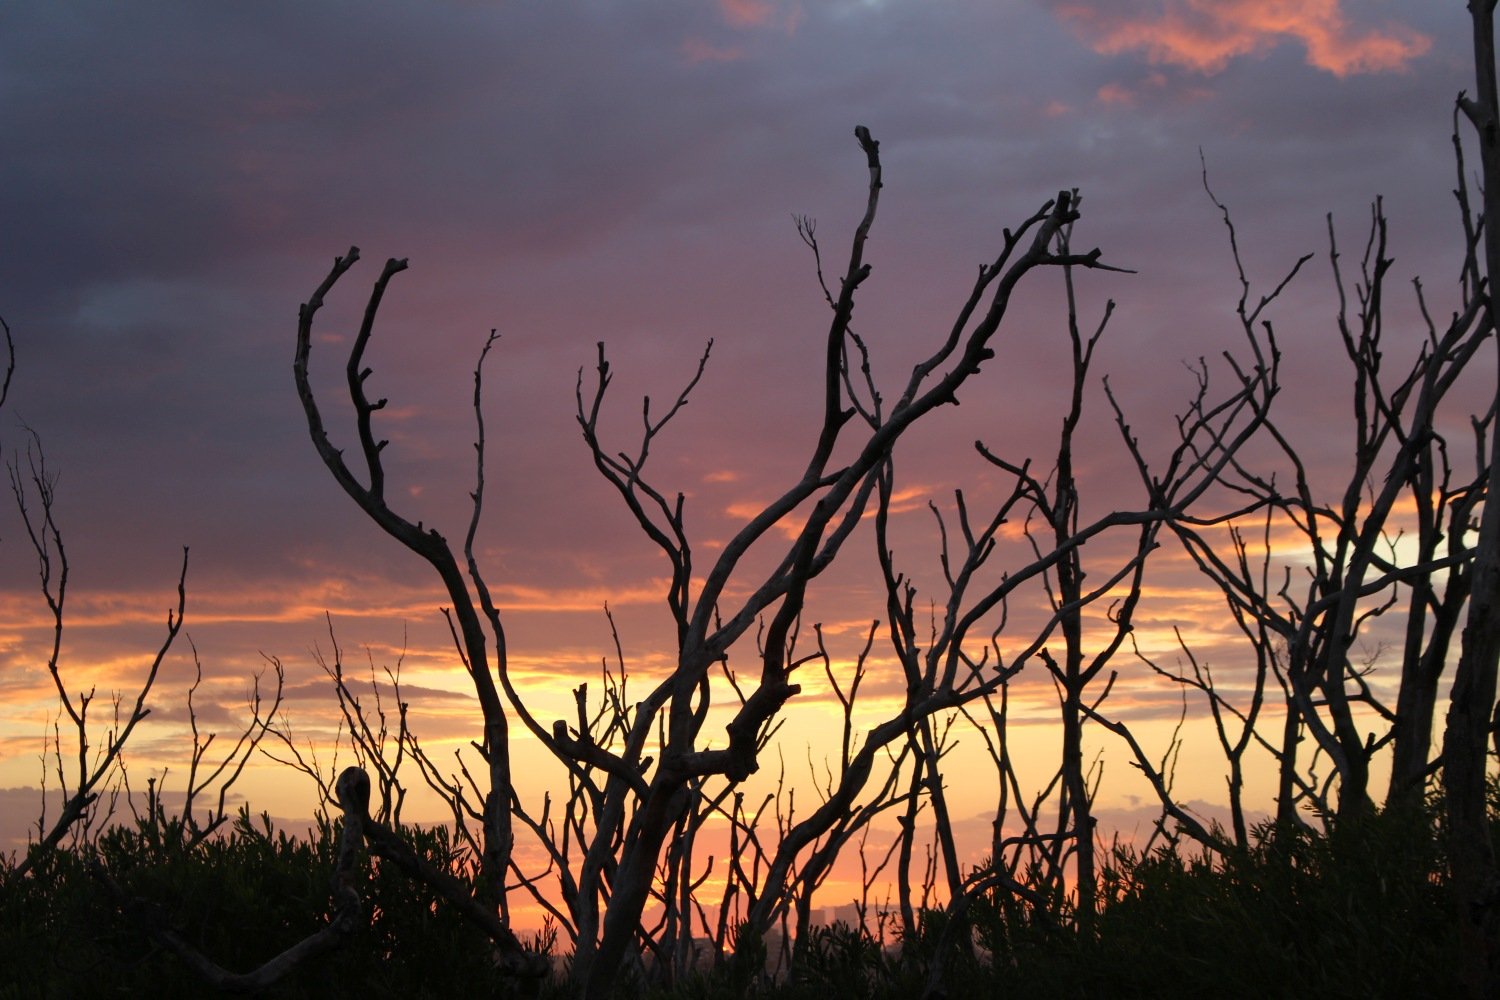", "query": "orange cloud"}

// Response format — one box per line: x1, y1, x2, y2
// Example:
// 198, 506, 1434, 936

885, 483, 939, 516
722, 499, 803, 540
720, 0, 775, 29
685, 1, 801, 67
1055, 0, 1431, 77
719, 482, 935, 543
